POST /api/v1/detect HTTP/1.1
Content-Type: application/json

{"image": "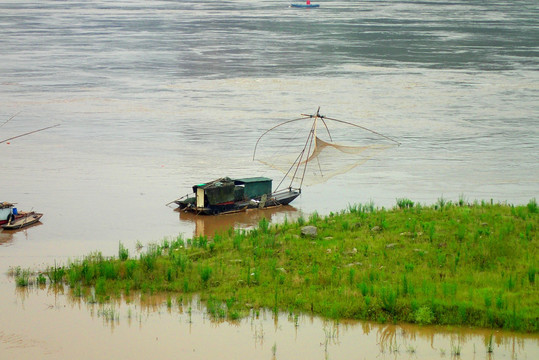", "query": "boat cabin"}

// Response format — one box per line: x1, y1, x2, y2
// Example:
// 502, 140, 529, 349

173, 175, 300, 215
192, 177, 272, 209
234, 177, 273, 199
0, 202, 16, 225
